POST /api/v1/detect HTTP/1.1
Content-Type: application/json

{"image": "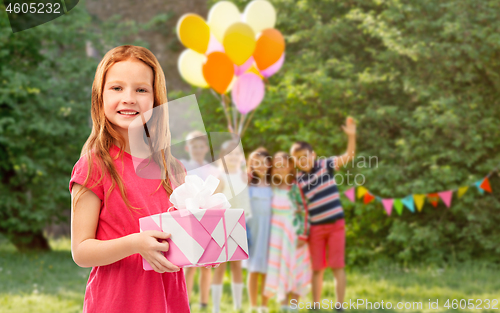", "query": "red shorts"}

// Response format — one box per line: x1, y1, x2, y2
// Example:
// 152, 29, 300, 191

308, 219, 345, 271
